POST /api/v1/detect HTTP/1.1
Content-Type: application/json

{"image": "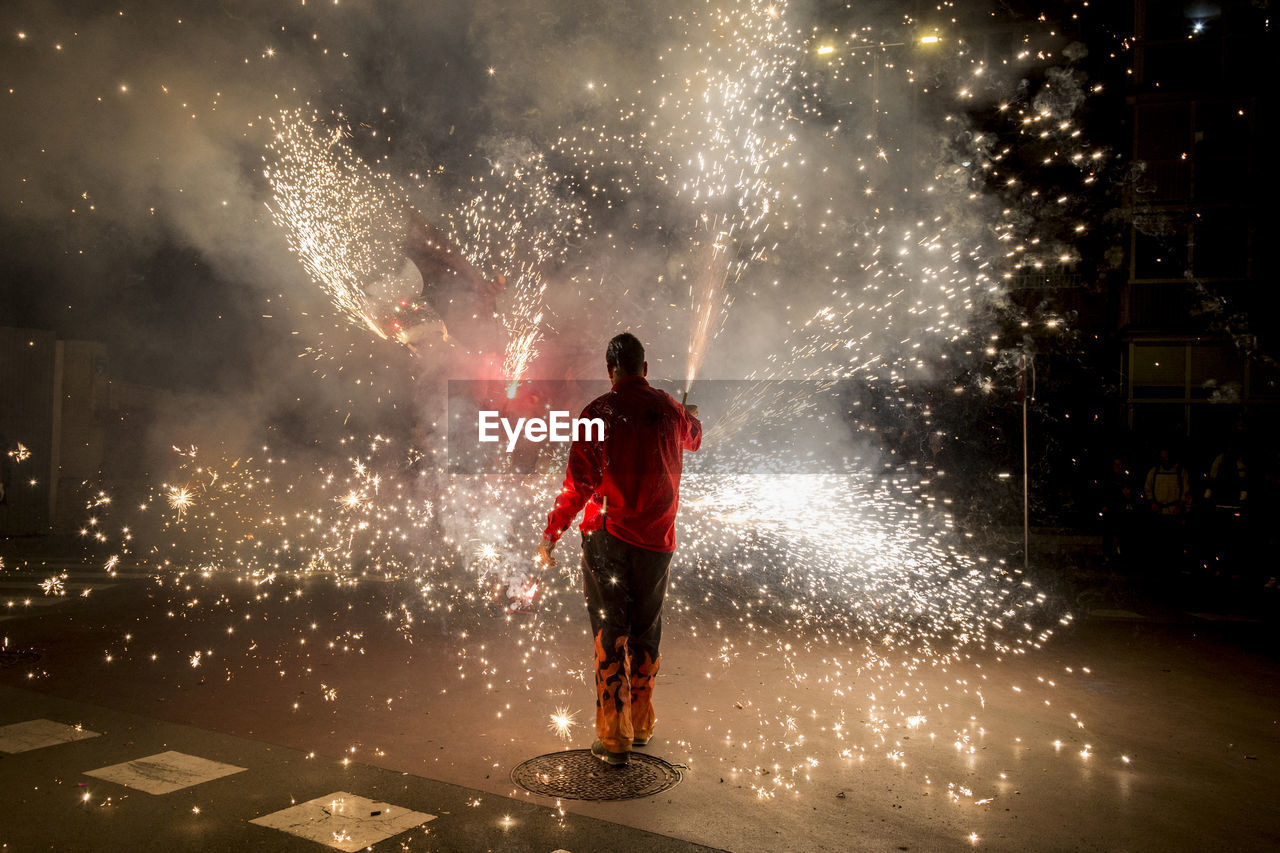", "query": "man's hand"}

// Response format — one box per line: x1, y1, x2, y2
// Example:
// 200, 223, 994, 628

535, 536, 557, 568
684, 404, 699, 420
